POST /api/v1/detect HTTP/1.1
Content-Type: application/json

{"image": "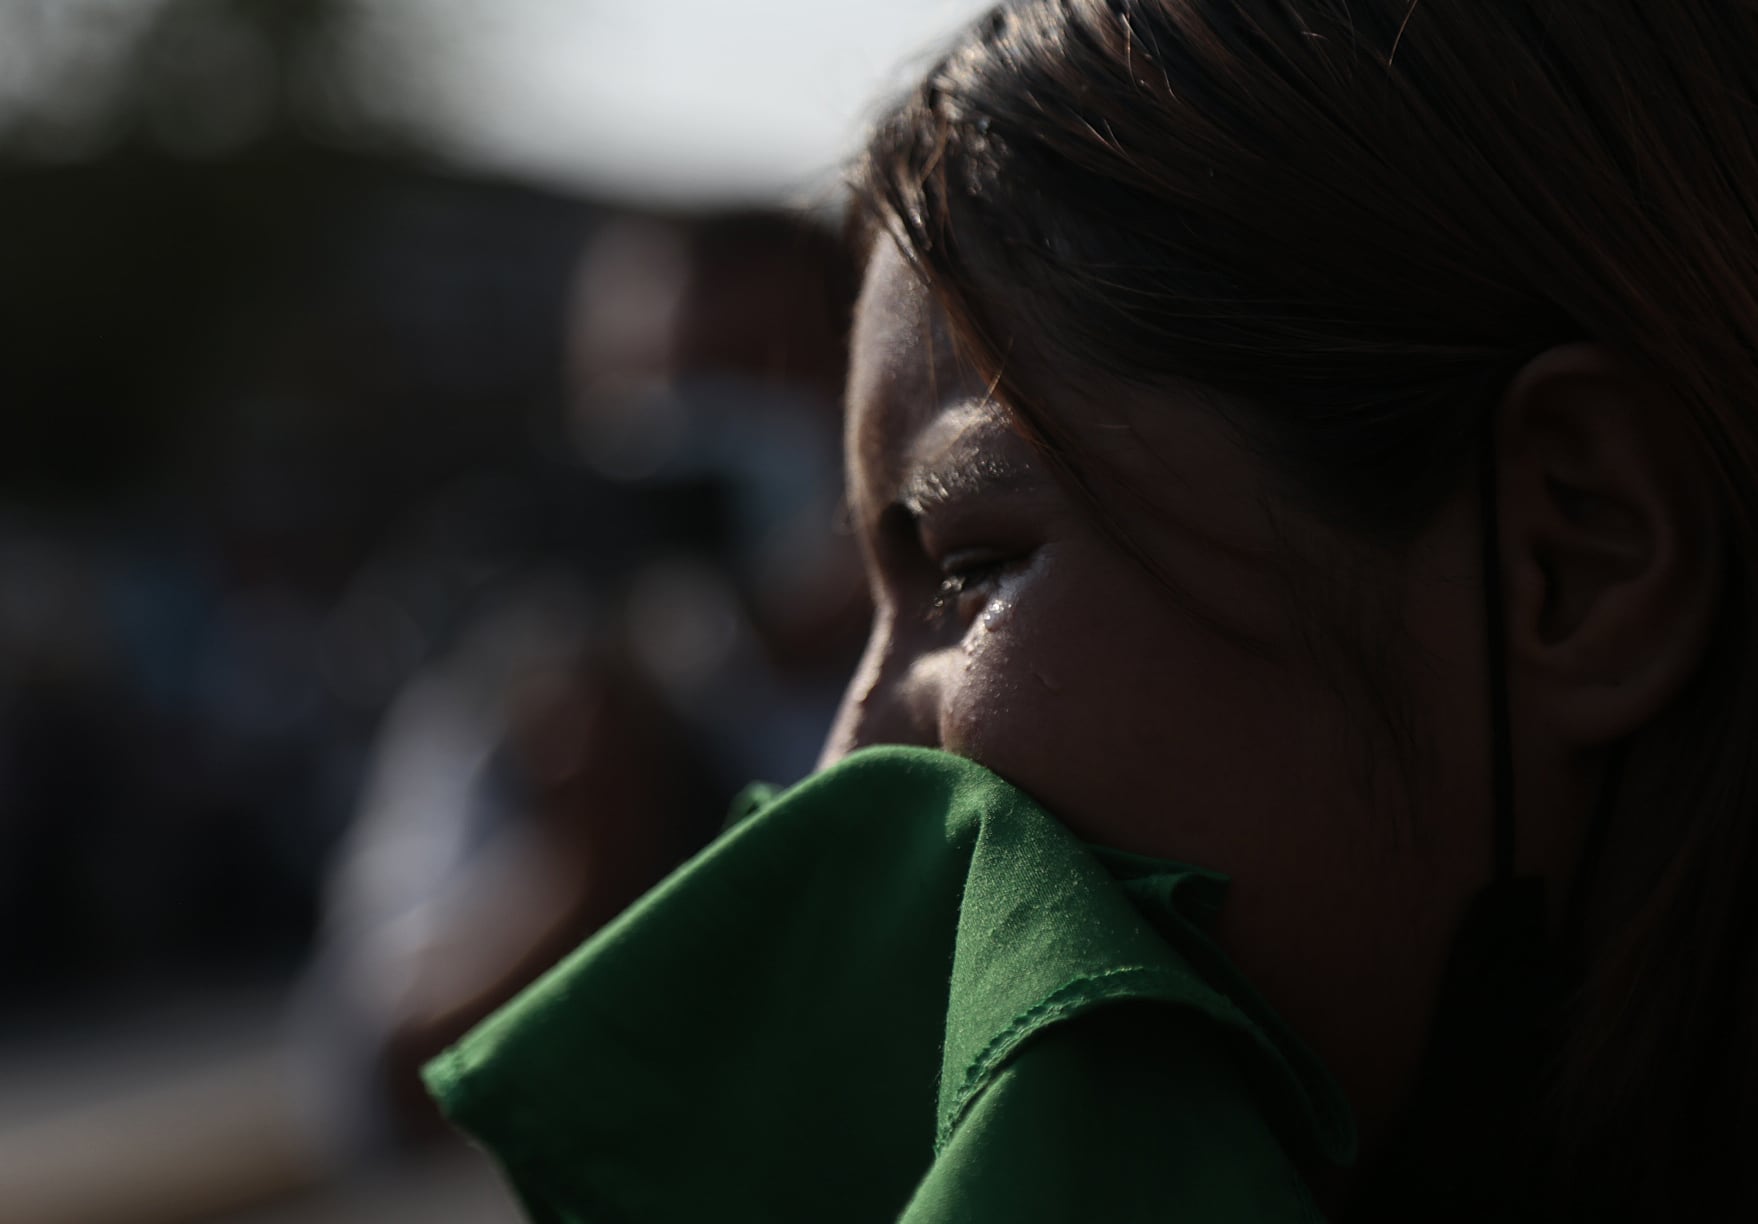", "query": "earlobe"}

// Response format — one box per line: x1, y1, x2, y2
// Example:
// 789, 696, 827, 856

1497, 343, 1724, 748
